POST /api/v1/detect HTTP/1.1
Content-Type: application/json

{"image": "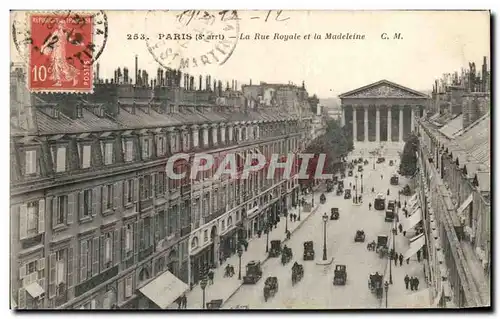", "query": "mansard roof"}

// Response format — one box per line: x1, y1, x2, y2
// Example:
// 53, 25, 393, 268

339, 79, 429, 99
